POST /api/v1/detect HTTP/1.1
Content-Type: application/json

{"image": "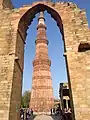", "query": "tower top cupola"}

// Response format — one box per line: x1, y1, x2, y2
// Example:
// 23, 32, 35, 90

37, 11, 47, 30
38, 11, 45, 25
